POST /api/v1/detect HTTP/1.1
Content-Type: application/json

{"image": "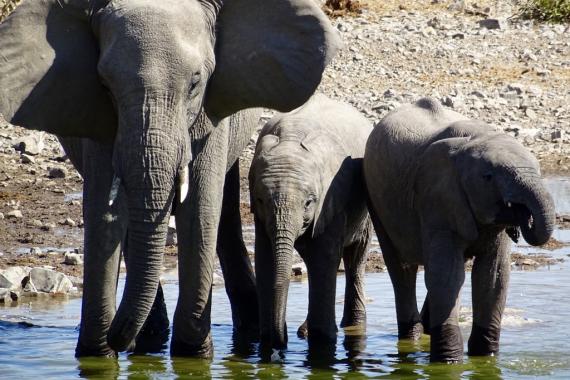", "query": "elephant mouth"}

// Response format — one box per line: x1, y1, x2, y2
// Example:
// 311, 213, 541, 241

495, 202, 533, 243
